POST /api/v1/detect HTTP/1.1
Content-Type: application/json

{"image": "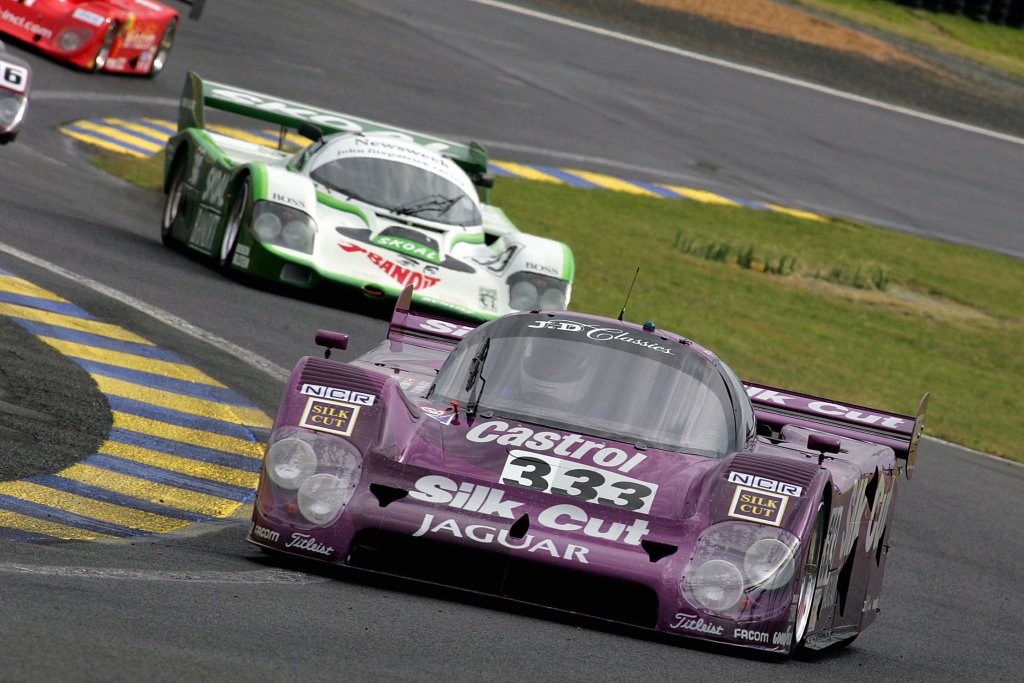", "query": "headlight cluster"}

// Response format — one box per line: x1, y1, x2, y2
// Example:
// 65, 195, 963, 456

261, 430, 362, 526
0, 92, 26, 130
682, 522, 799, 618
506, 273, 569, 311
57, 28, 93, 52
251, 201, 317, 254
